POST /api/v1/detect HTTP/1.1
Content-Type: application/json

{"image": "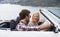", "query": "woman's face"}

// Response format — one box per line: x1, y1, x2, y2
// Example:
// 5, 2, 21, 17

32, 13, 39, 22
